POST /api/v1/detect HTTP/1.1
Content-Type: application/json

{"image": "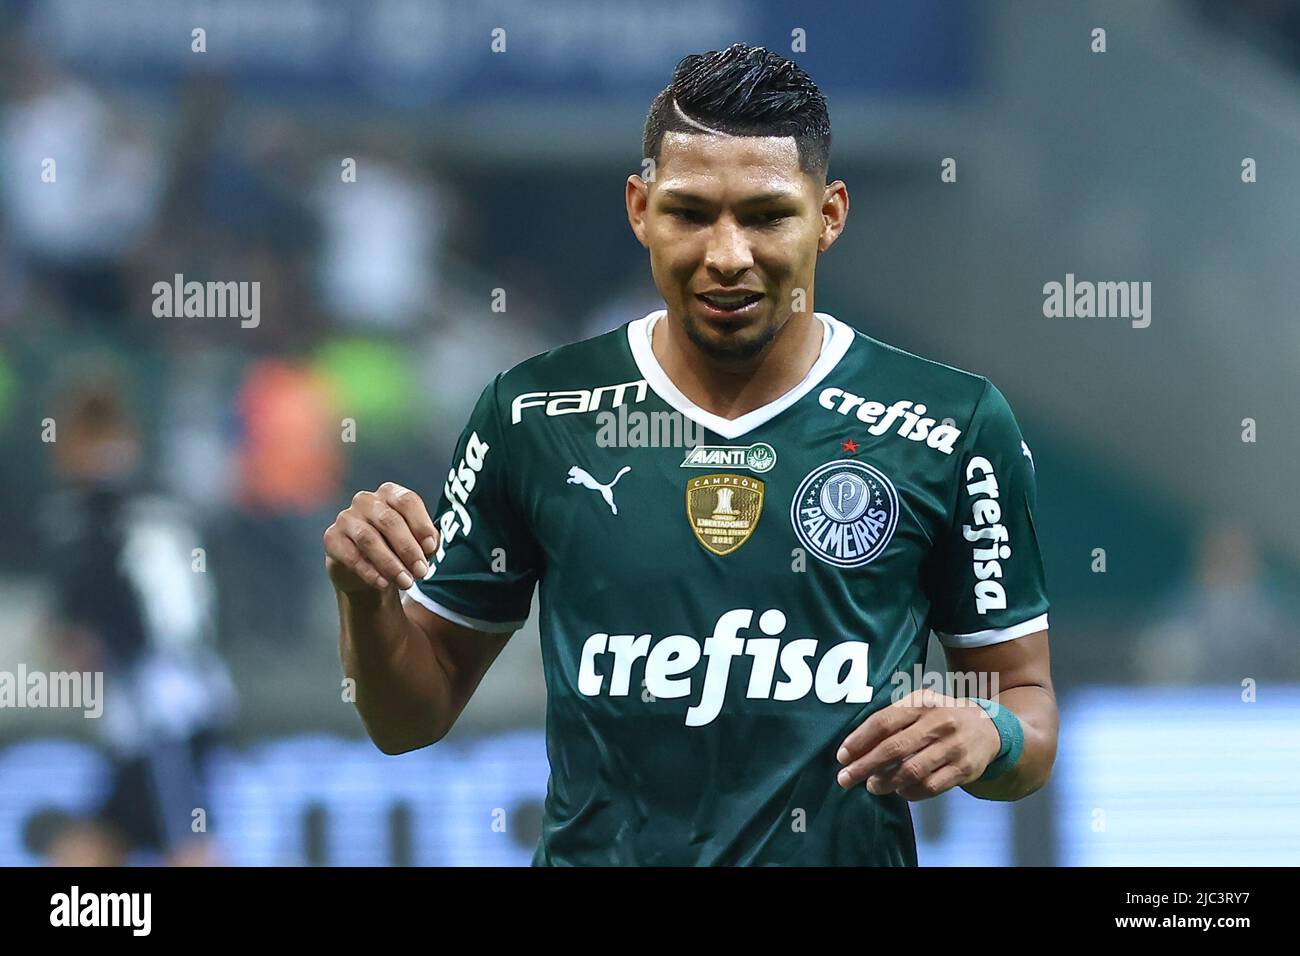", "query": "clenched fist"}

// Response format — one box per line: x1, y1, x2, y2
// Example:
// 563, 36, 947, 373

324, 482, 439, 593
